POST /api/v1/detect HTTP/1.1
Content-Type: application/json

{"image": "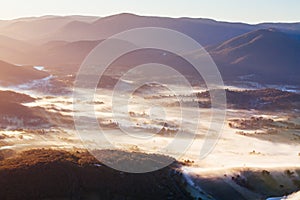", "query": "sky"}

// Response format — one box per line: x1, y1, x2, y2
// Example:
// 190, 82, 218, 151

1, 0, 300, 24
